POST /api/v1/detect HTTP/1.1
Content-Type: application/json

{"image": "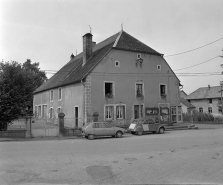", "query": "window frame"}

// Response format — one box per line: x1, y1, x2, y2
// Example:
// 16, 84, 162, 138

49, 107, 54, 119
159, 83, 167, 98
135, 82, 144, 98
137, 53, 141, 59
199, 107, 203, 113
58, 88, 62, 101
50, 90, 54, 102
115, 61, 120, 67
38, 105, 42, 118
116, 105, 126, 120
208, 107, 212, 113
105, 105, 114, 120
157, 65, 161, 70
104, 81, 115, 98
